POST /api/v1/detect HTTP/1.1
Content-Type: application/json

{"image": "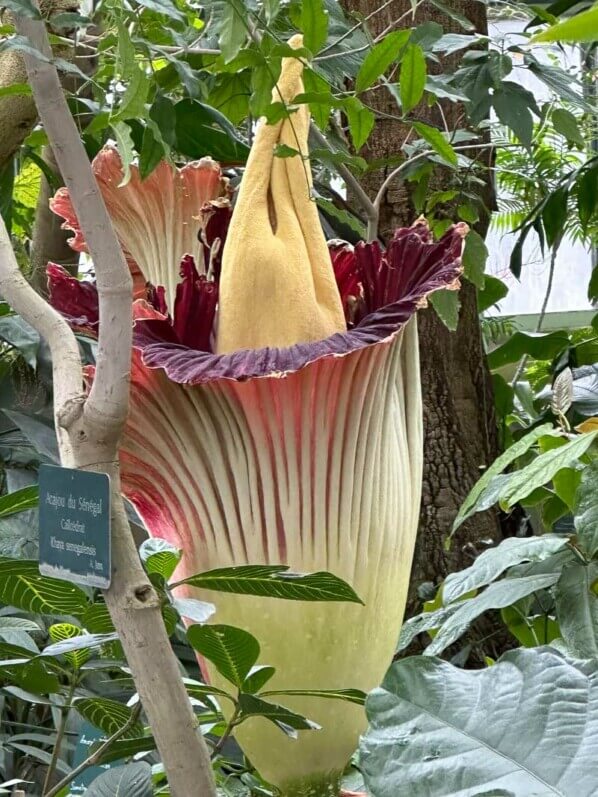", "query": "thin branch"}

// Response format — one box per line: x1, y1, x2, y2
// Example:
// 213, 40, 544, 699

45, 704, 143, 797
15, 13, 132, 430
0, 216, 81, 413
42, 679, 77, 796
309, 122, 378, 238
317, 0, 396, 56
511, 237, 562, 387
